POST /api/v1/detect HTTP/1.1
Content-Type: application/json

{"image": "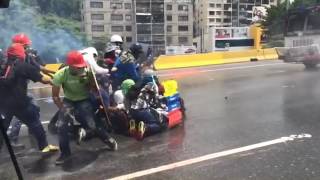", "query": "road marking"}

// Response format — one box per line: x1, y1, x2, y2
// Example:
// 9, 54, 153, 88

108, 133, 311, 180
158, 63, 285, 77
